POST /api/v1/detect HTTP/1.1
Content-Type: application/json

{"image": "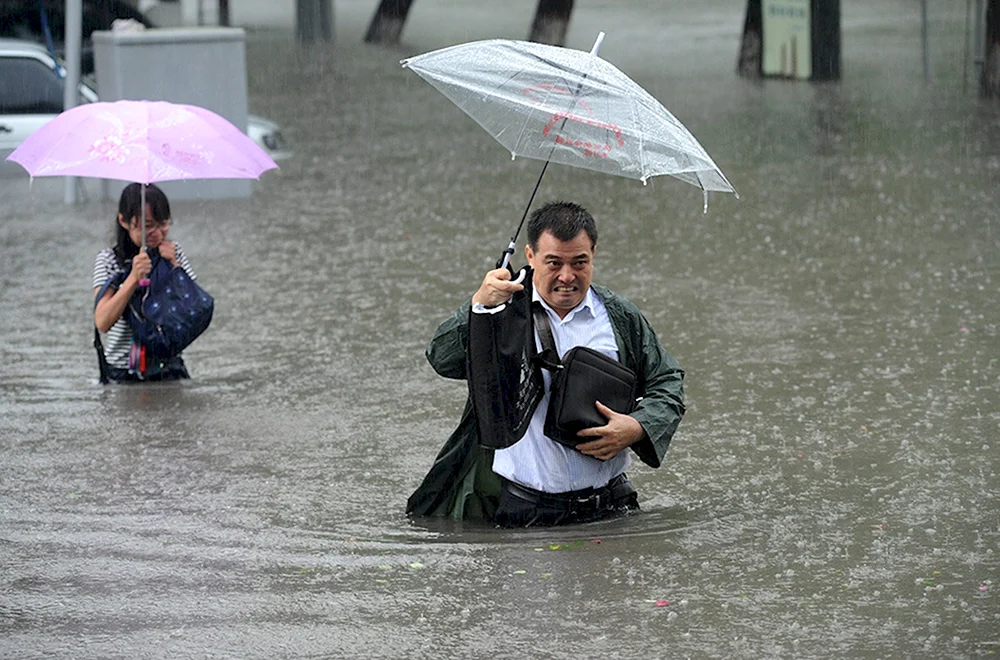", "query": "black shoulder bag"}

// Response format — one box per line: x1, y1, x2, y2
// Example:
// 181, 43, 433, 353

532, 304, 638, 449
